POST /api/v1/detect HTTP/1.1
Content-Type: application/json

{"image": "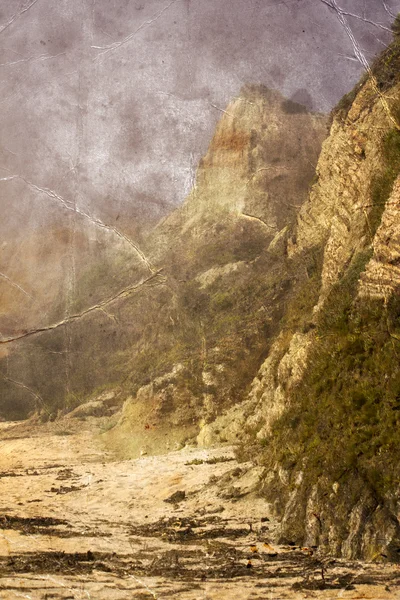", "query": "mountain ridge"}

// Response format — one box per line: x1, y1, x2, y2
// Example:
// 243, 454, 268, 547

0, 84, 327, 435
